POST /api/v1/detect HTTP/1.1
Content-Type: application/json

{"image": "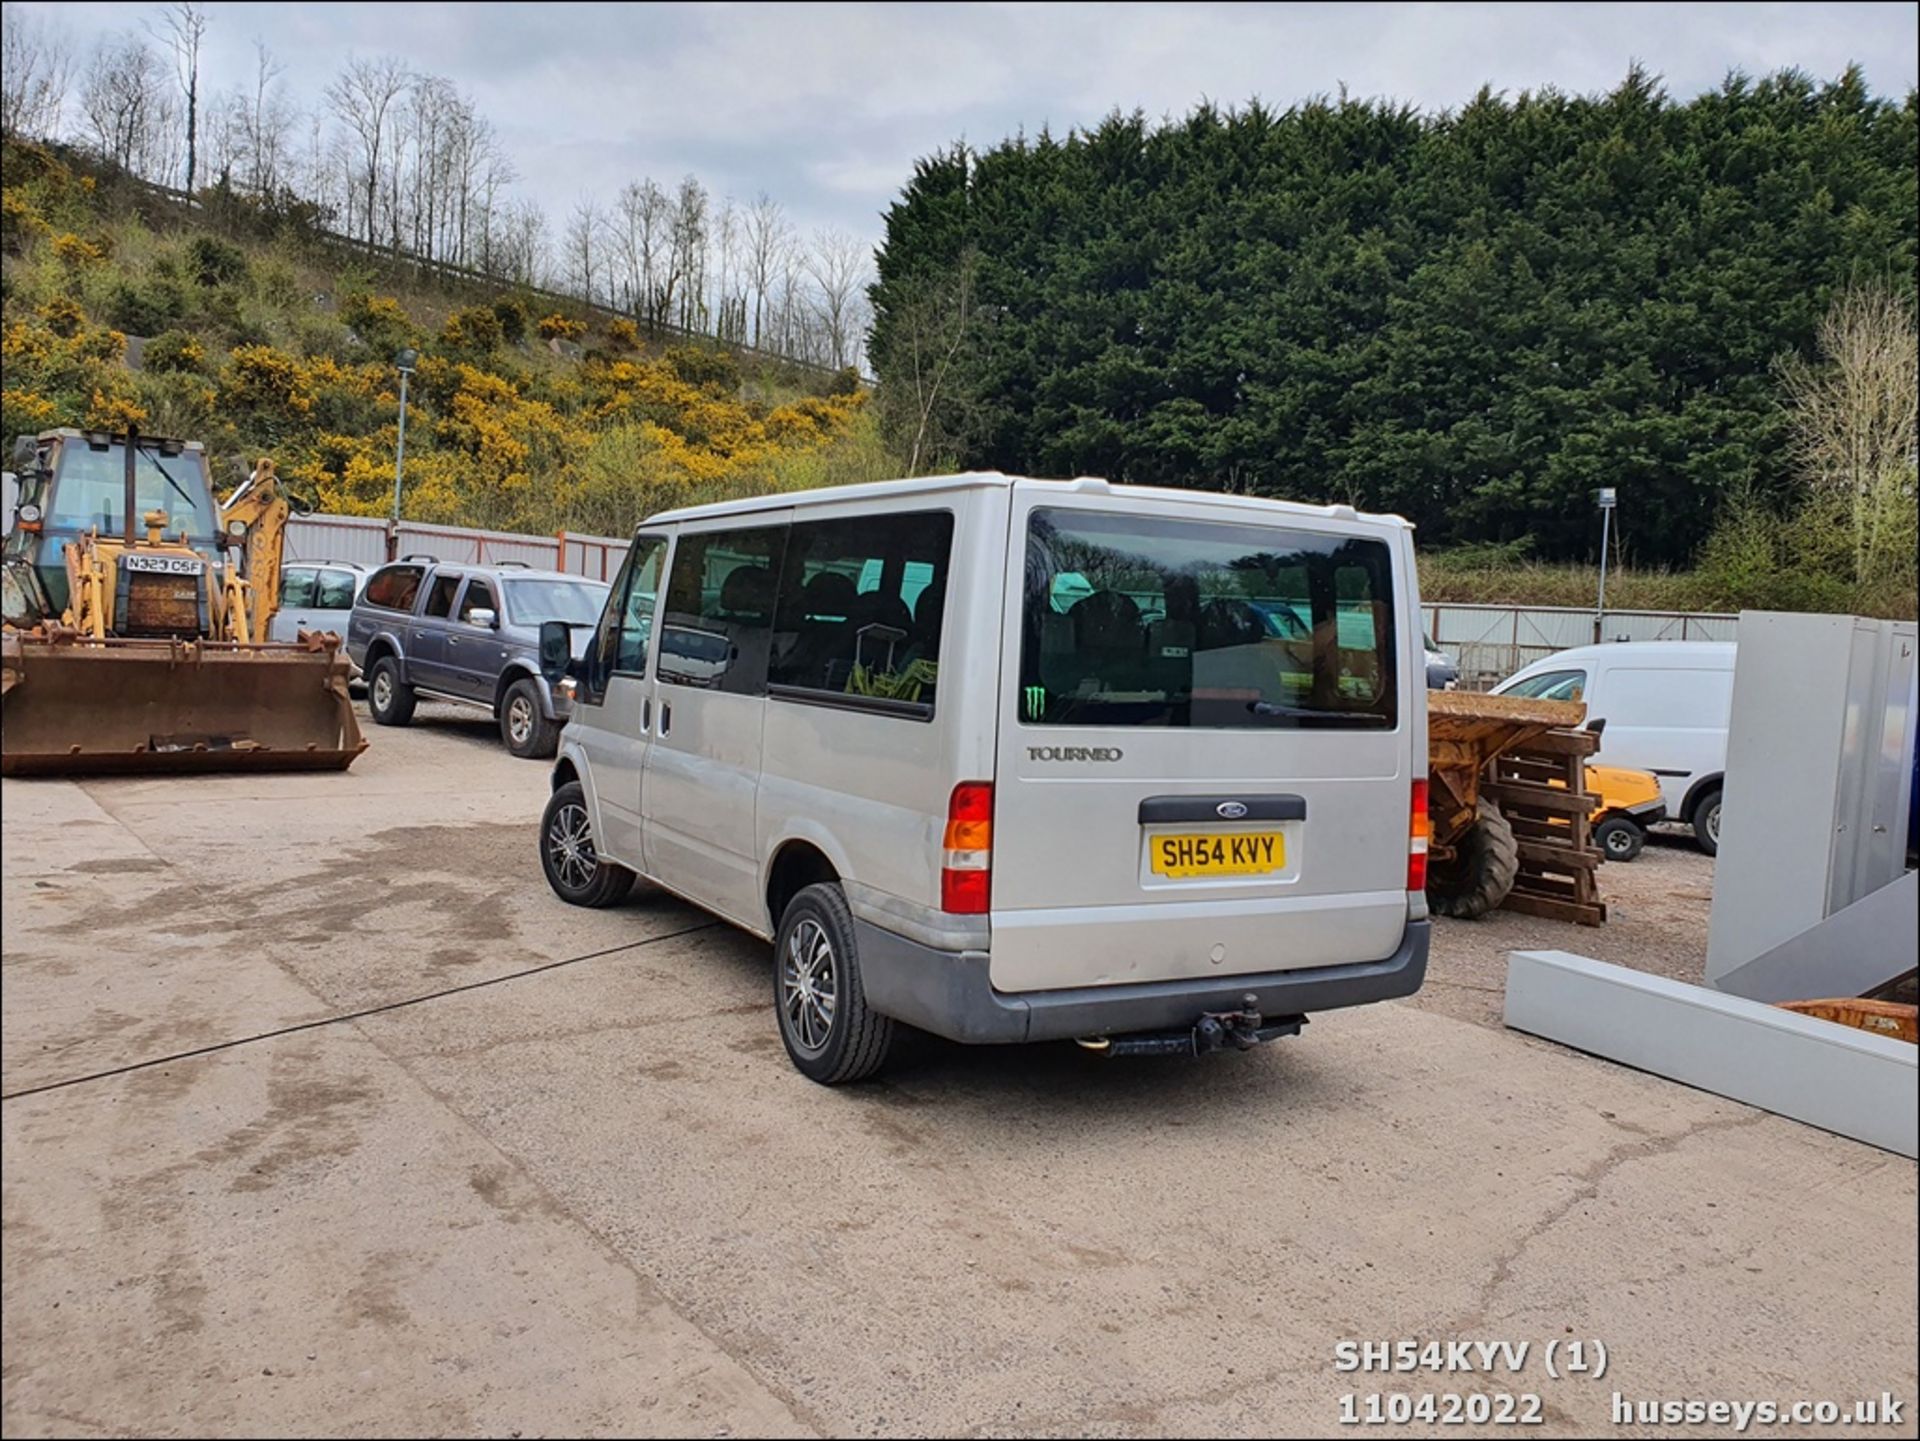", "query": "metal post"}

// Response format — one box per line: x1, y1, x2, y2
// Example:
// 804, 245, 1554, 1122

122, 423, 139, 547
1594, 487, 1617, 643
389, 347, 418, 561
391, 368, 410, 526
